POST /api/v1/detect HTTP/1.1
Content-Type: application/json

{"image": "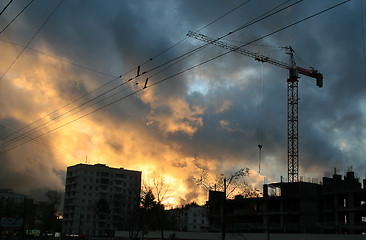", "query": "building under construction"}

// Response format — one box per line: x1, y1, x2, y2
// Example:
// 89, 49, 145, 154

207, 170, 366, 234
